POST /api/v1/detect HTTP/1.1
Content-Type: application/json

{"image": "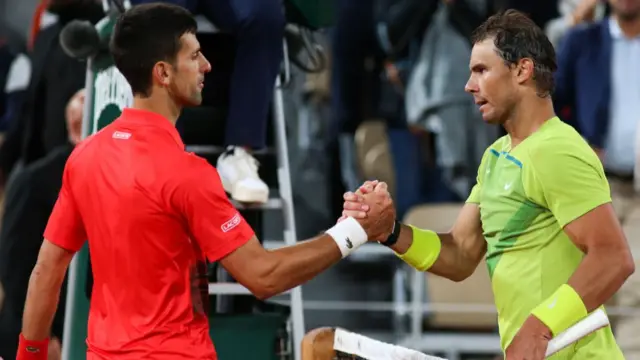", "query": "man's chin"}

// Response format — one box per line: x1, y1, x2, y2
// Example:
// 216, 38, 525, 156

481, 114, 500, 125
182, 97, 203, 107
480, 113, 493, 123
